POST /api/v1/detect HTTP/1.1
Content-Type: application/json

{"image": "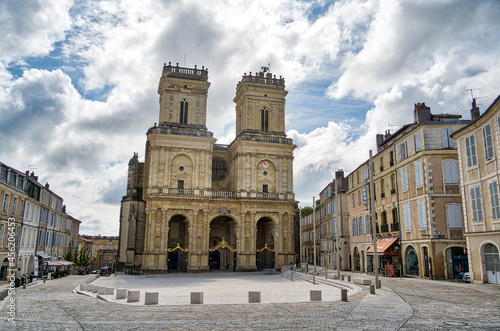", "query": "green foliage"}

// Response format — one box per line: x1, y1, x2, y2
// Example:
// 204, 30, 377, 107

300, 206, 313, 215
64, 241, 75, 263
